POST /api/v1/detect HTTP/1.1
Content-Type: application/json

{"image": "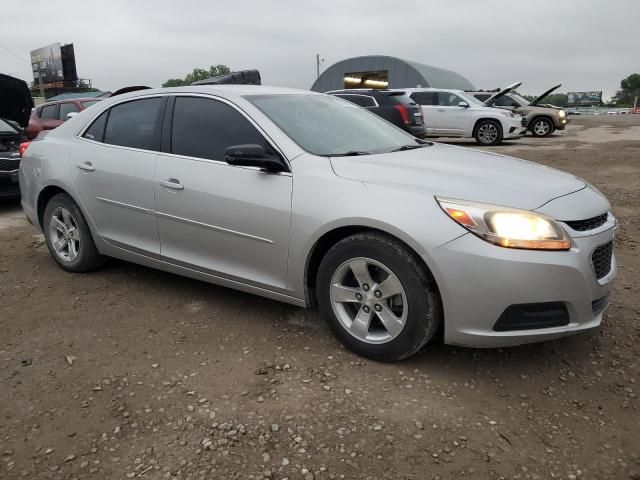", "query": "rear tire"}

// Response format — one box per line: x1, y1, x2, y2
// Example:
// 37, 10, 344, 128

316, 232, 441, 362
43, 193, 105, 272
530, 117, 554, 137
474, 120, 503, 146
